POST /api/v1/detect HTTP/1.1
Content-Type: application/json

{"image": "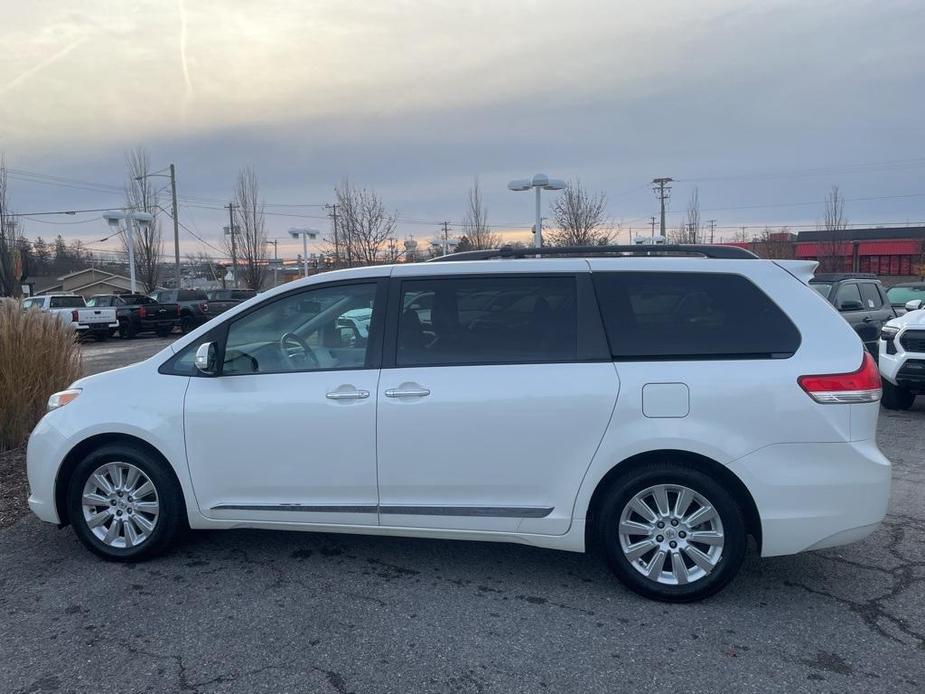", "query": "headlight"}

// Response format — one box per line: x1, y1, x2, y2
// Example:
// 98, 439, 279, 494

47, 388, 81, 412
881, 327, 899, 340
